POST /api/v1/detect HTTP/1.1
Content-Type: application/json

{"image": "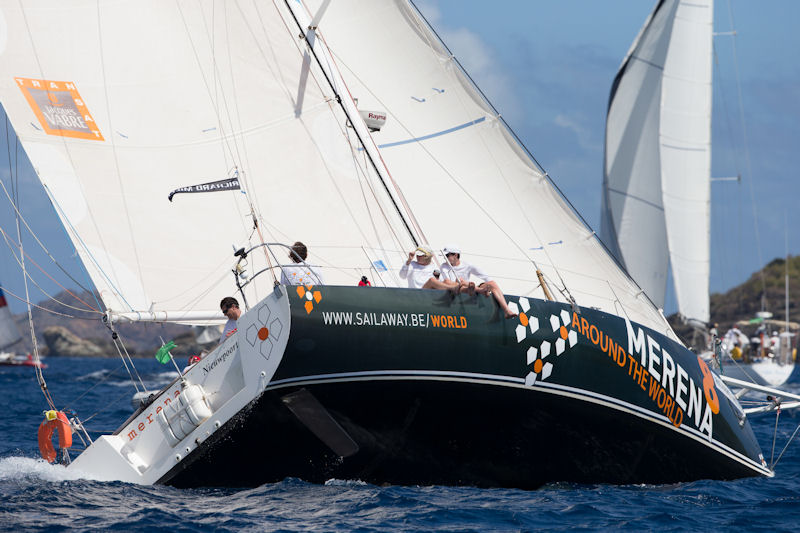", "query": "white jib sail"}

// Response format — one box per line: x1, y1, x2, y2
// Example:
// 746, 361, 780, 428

602, 0, 711, 323
306, 0, 673, 335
